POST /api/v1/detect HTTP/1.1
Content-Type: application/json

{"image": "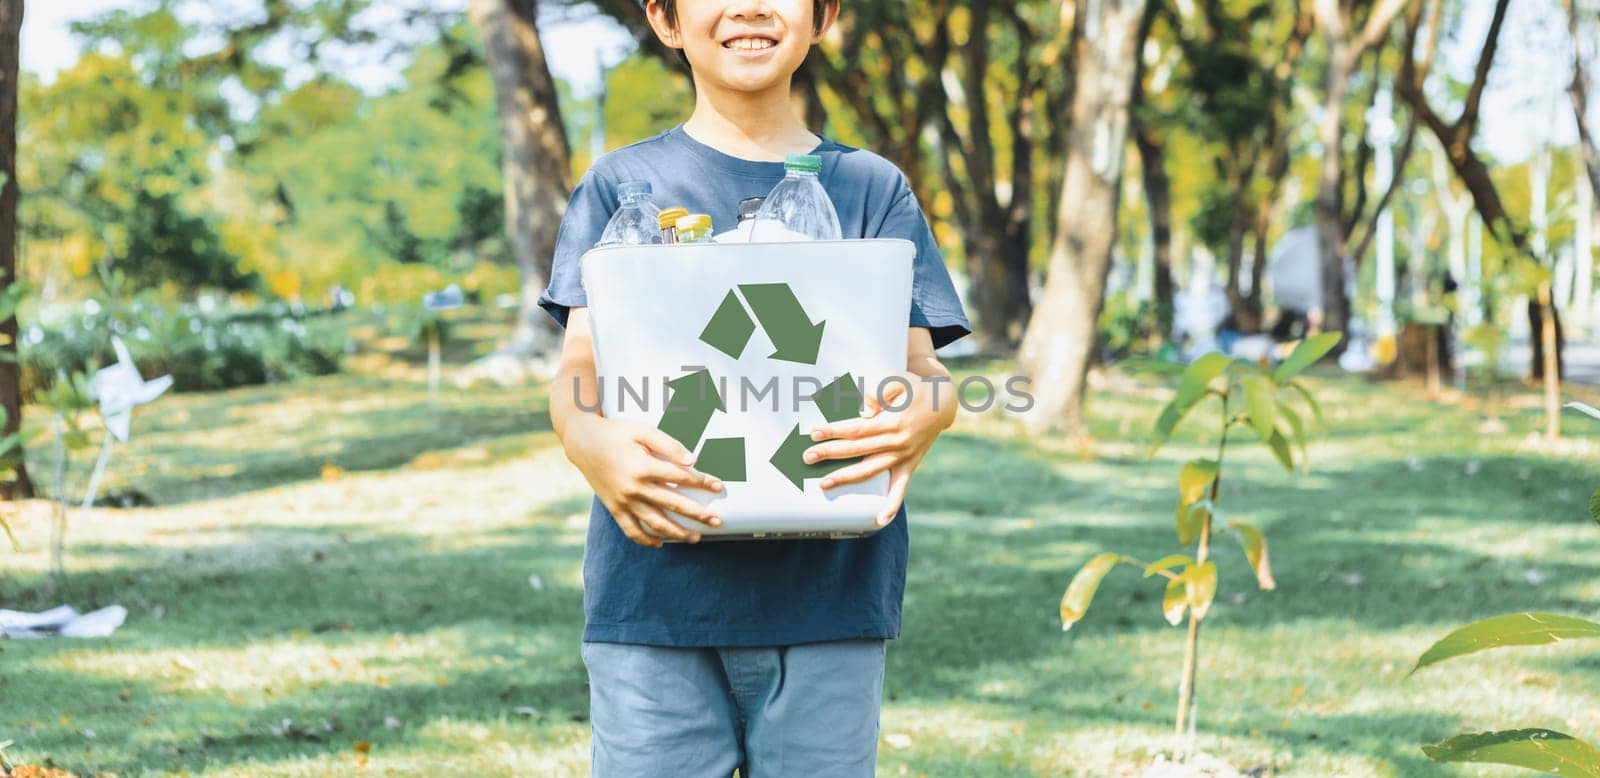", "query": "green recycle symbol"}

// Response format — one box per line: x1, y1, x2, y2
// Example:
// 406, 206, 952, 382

658, 282, 865, 491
